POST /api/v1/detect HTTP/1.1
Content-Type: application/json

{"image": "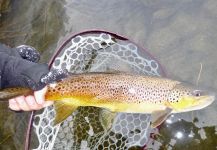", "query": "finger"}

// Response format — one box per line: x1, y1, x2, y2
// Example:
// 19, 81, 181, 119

43, 101, 54, 107
9, 99, 21, 111
15, 96, 31, 111
25, 95, 43, 110
34, 86, 48, 105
